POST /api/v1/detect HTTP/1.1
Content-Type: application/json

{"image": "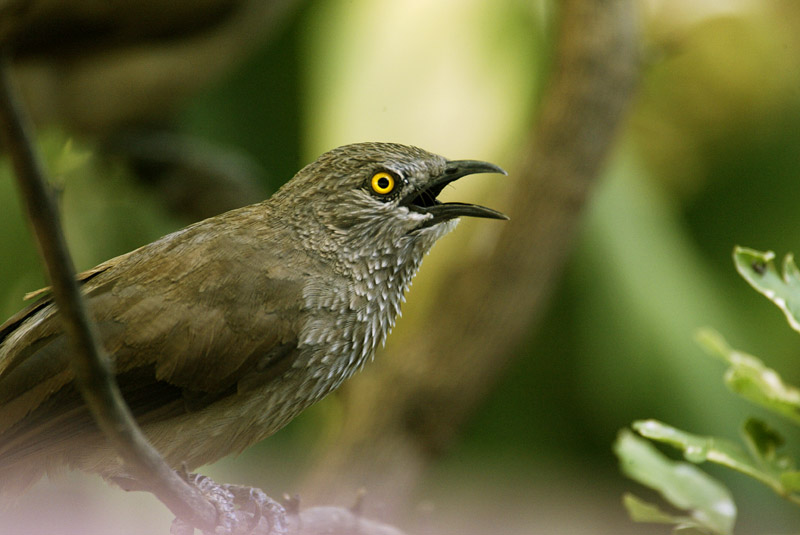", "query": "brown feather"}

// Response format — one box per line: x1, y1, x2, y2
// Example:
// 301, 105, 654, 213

0, 202, 305, 478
